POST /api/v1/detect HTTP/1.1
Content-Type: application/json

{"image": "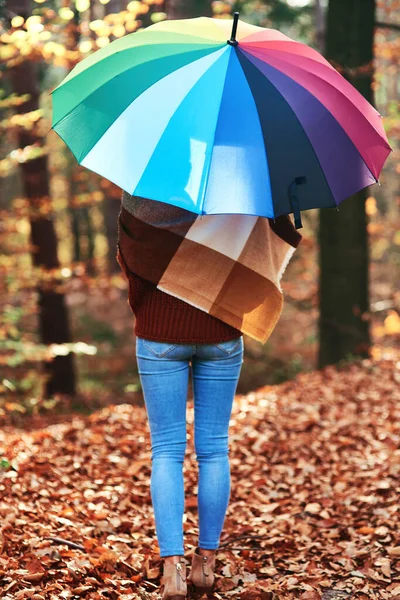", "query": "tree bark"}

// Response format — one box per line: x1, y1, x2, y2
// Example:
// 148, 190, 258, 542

318, 0, 375, 368
103, 196, 120, 273
8, 0, 76, 396
99, 0, 127, 274
314, 0, 326, 52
